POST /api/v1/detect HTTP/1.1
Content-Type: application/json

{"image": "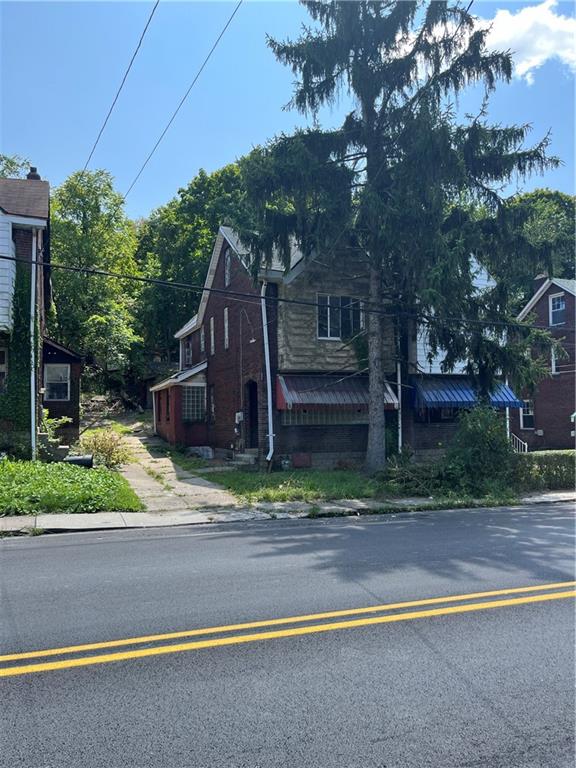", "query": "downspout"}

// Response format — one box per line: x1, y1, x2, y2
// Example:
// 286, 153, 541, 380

30, 229, 37, 460
396, 360, 402, 454
260, 282, 274, 463
505, 376, 510, 441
